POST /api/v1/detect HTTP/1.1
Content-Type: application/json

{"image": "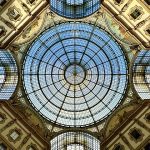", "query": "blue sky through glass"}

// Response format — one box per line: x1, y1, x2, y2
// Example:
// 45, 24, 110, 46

50, 0, 100, 18
23, 22, 128, 127
0, 50, 18, 100
51, 132, 100, 150
133, 50, 150, 99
